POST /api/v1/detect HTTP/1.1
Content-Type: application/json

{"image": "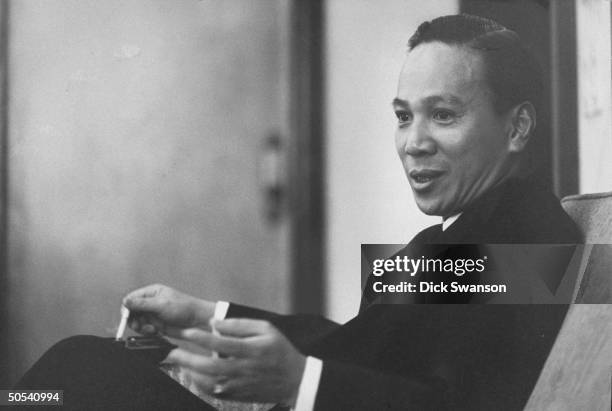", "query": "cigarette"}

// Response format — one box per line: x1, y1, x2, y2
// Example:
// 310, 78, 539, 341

210, 303, 225, 358
115, 305, 130, 340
